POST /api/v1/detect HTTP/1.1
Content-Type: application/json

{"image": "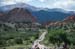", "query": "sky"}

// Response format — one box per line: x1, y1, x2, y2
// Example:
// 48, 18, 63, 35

0, 0, 75, 11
